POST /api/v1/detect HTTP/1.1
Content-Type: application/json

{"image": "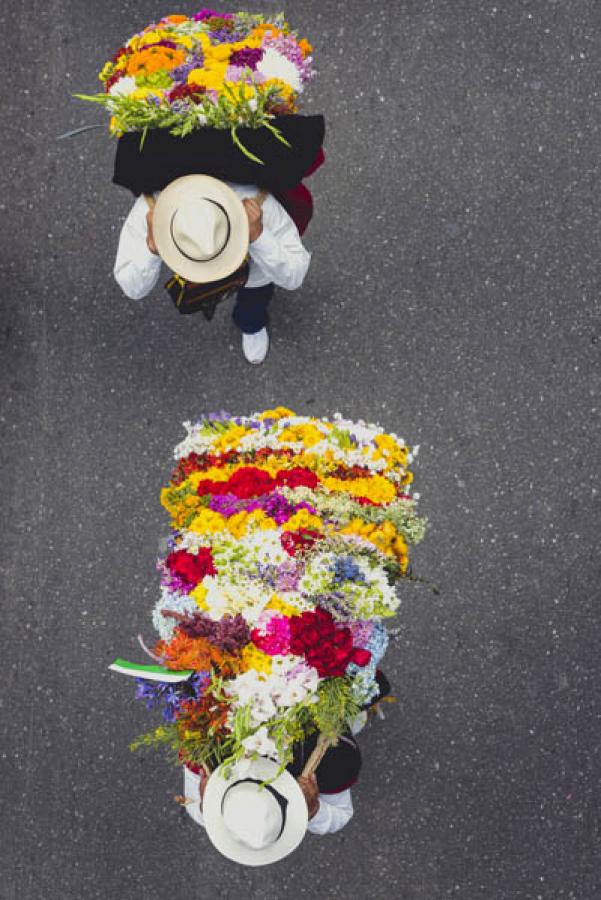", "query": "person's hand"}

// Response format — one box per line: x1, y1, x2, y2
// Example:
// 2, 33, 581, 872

243, 197, 264, 242
297, 774, 320, 819
146, 208, 159, 255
